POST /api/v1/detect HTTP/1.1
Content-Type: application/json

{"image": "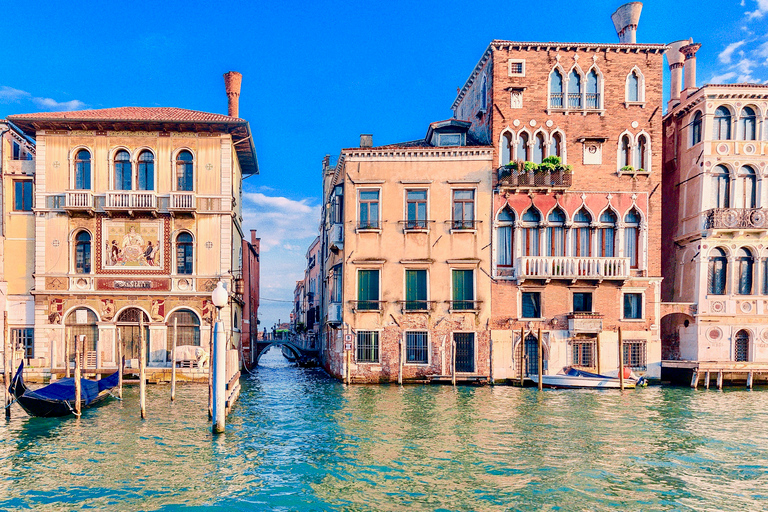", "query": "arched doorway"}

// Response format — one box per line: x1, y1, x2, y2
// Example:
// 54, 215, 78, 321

525, 333, 539, 376
734, 330, 749, 362
117, 308, 150, 364
64, 308, 99, 367
166, 309, 201, 364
